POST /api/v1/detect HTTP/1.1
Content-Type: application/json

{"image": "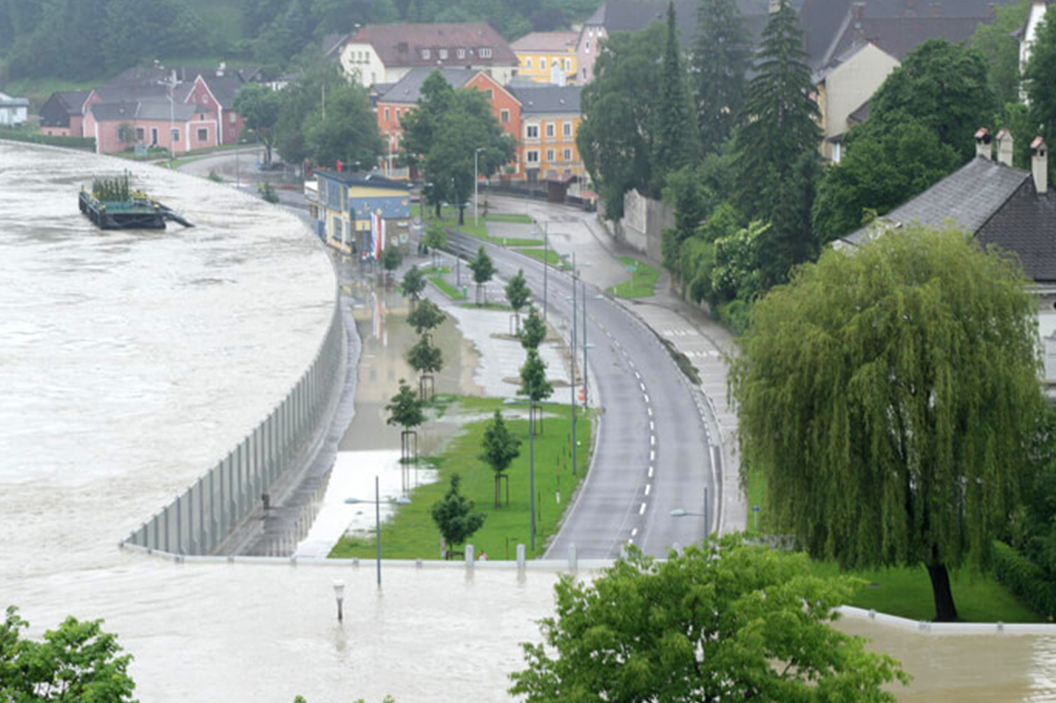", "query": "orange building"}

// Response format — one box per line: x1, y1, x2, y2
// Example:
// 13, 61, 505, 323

508, 85, 583, 185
